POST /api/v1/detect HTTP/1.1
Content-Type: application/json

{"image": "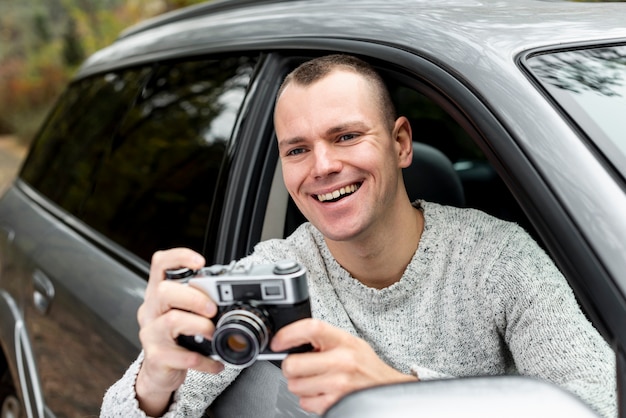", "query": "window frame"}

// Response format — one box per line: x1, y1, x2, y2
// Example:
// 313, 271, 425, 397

237, 46, 621, 347
520, 41, 626, 187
